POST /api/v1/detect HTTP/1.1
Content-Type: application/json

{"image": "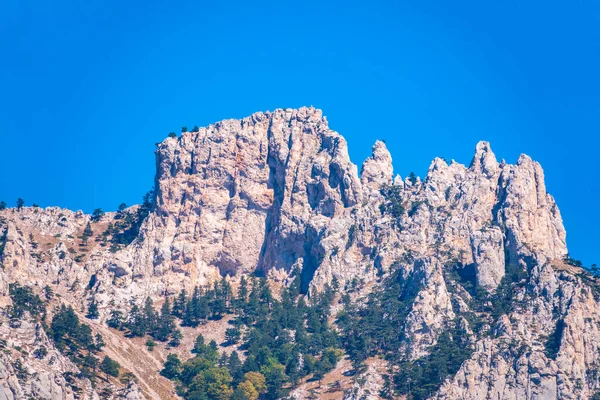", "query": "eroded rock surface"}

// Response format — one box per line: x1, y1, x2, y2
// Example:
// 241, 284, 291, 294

0, 107, 588, 400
